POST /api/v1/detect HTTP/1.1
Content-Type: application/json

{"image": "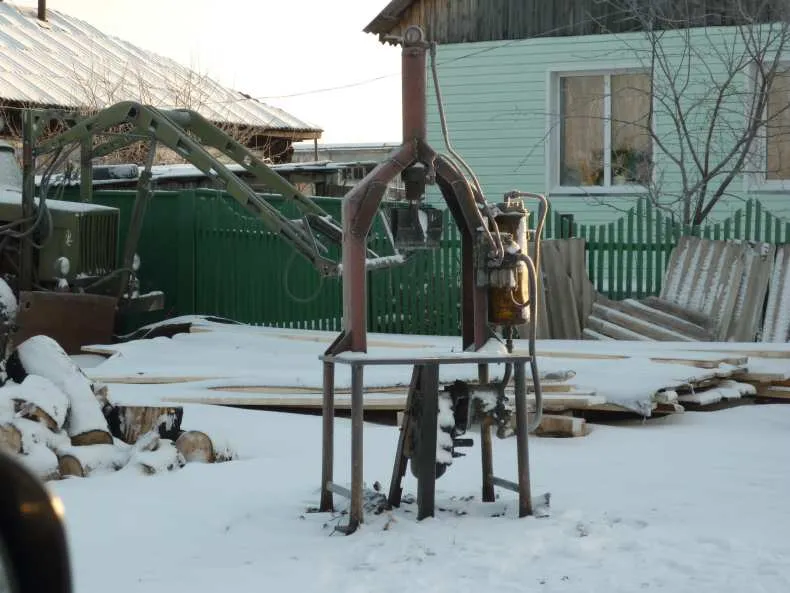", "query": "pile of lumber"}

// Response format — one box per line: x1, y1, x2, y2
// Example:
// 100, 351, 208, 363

0, 334, 234, 481
584, 237, 789, 343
